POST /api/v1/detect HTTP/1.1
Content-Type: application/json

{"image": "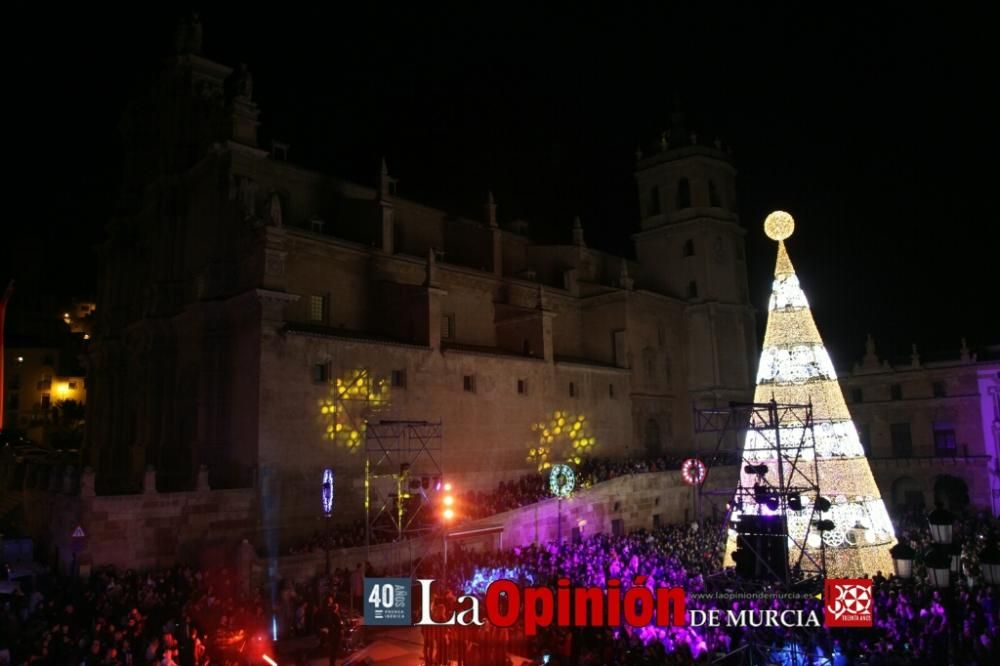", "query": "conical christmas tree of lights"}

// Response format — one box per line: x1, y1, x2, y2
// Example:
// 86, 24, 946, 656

725, 211, 896, 578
